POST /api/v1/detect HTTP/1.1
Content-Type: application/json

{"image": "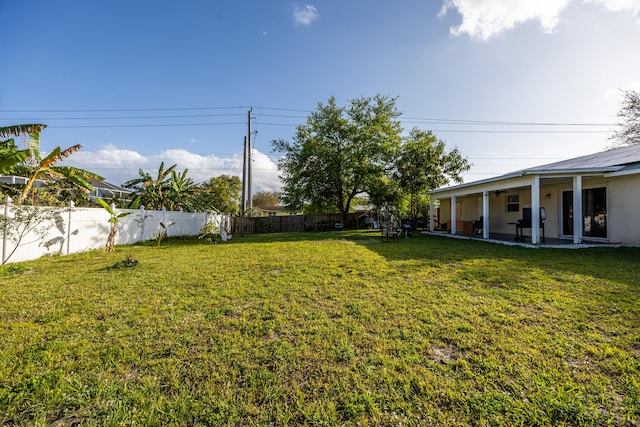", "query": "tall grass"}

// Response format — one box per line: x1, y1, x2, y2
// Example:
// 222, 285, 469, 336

1, 231, 638, 426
